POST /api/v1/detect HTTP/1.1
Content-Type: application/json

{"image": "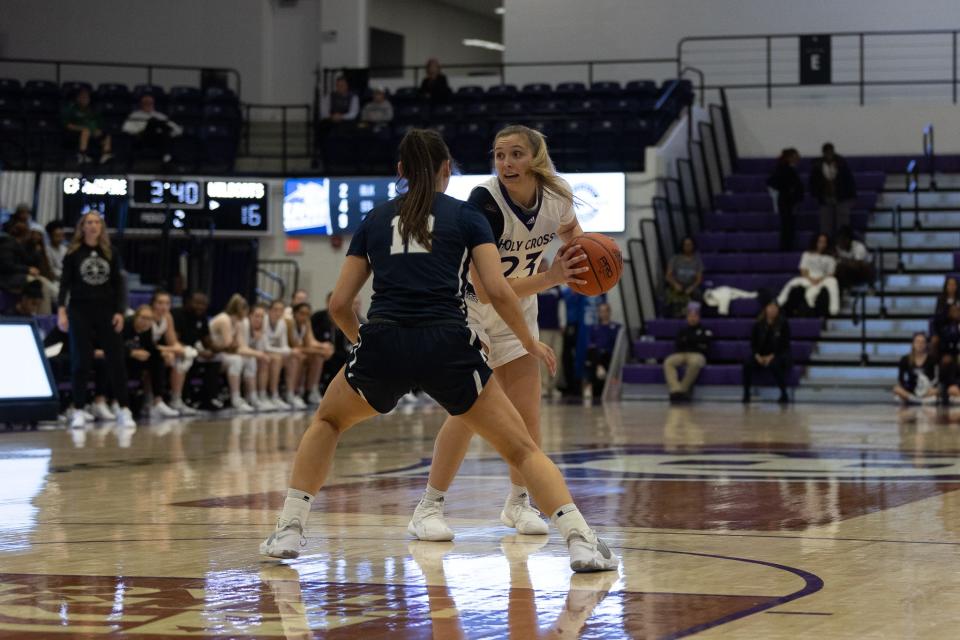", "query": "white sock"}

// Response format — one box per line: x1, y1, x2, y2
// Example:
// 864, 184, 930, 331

509, 484, 529, 501
551, 503, 591, 540
423, 484, 446, 502
171, 392, 182, 403
279, 488, 313, 529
